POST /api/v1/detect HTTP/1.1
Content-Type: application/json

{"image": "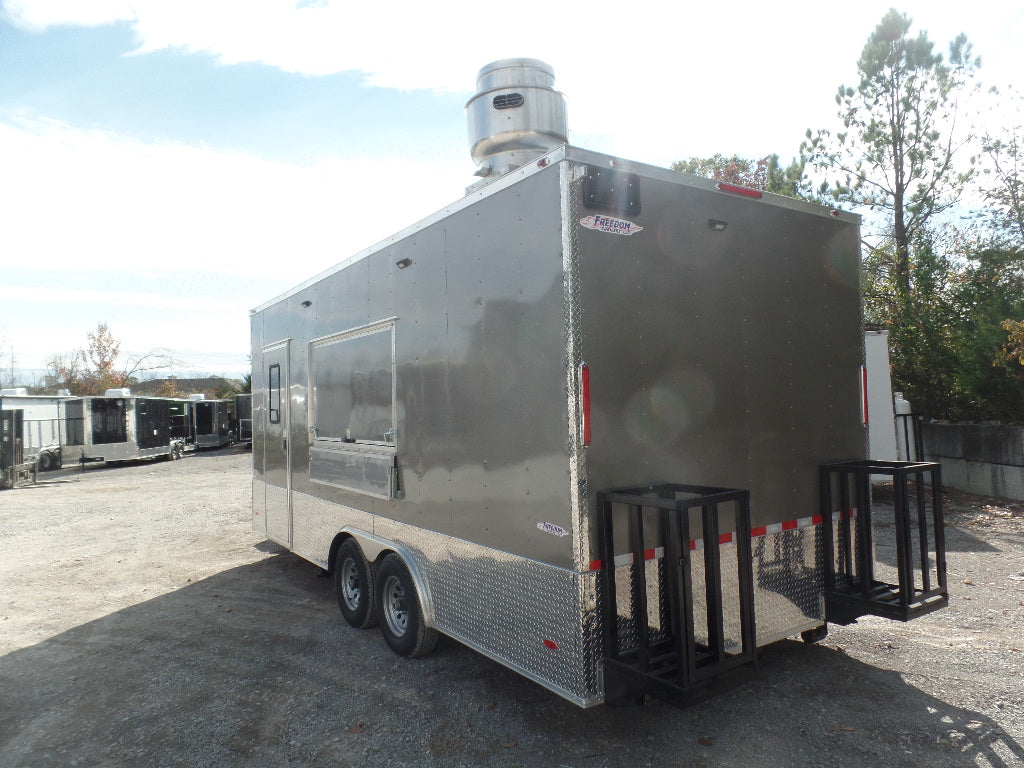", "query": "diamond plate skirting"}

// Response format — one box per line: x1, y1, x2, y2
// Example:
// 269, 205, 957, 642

752, 526, 826, 644
290, 489, 605, 706
288, 487, 824, 706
